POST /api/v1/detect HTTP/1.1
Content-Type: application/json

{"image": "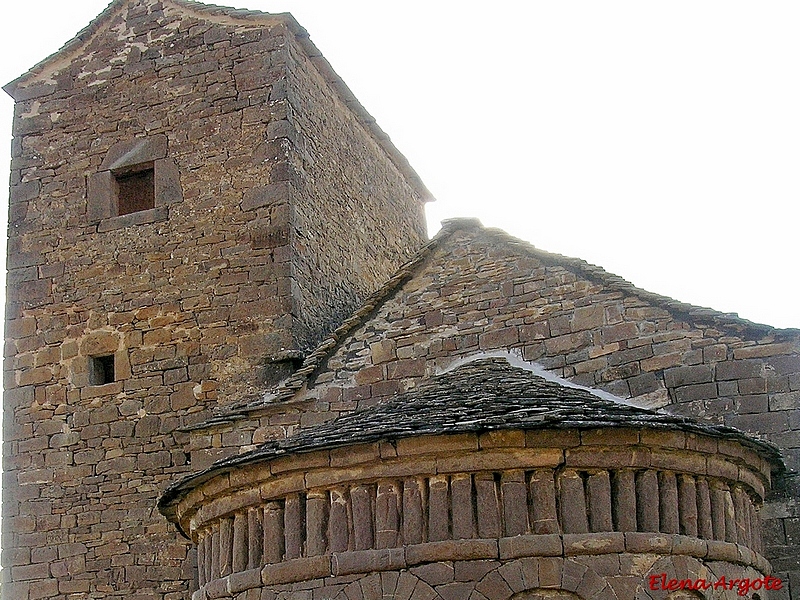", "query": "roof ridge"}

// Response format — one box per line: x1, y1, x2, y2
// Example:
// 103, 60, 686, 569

194, 221, 465, 425
4, 0, 120, 96
4, 0, 434, 202
192, 216, 797, 429
4, 0, 281, 95
480, 226, 799, 338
